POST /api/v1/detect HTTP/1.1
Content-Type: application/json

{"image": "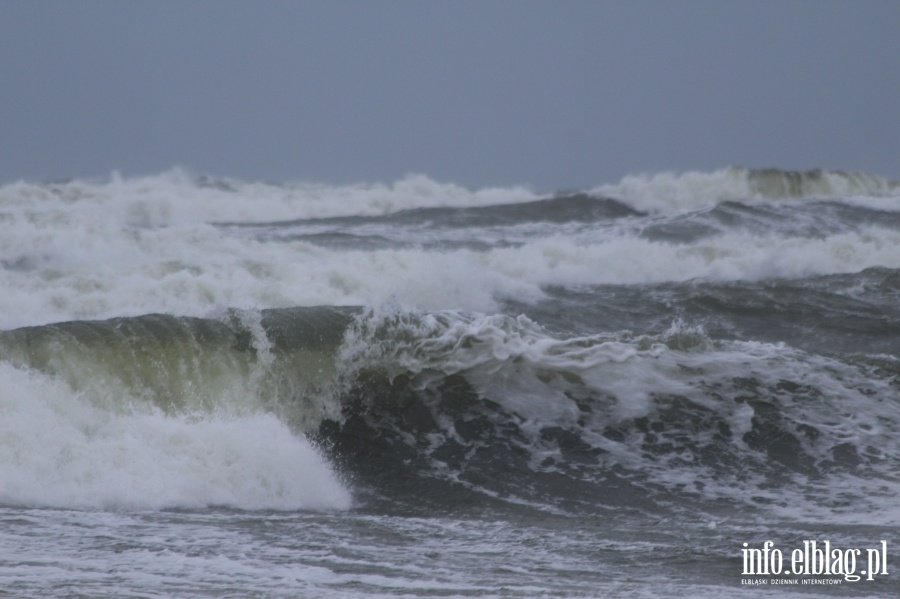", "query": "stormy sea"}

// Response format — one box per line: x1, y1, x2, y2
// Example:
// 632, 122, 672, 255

1, 167, 898, 597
